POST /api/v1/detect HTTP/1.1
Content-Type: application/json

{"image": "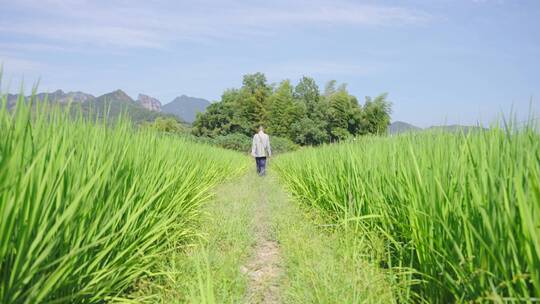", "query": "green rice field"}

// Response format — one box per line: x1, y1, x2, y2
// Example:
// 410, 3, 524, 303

1, 91, 539, 303
0, 94, 247, 303
274, 126, 540, 302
